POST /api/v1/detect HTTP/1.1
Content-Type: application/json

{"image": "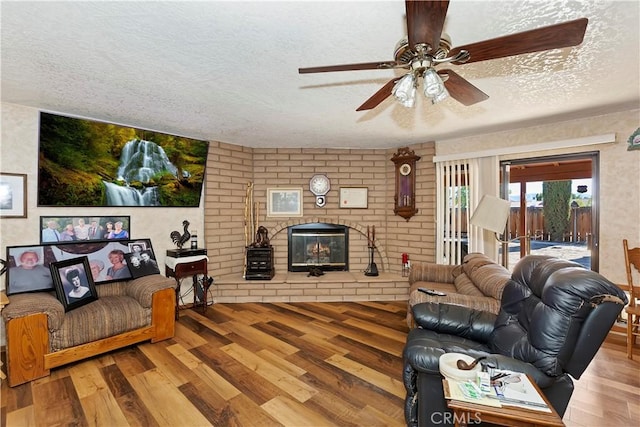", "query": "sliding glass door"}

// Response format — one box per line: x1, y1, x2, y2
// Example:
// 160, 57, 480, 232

499, 152, 599, 271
